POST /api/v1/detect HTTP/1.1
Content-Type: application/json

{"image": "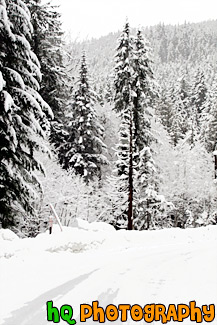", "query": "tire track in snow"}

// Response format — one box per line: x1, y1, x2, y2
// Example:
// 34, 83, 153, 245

2, 270, 98, 325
